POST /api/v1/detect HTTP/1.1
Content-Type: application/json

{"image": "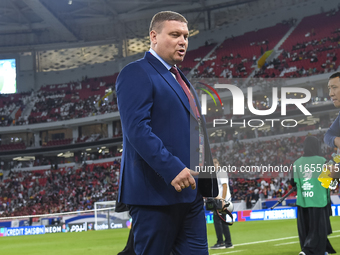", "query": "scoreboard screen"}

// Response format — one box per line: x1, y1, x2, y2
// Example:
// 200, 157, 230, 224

0, 58, 16, 94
